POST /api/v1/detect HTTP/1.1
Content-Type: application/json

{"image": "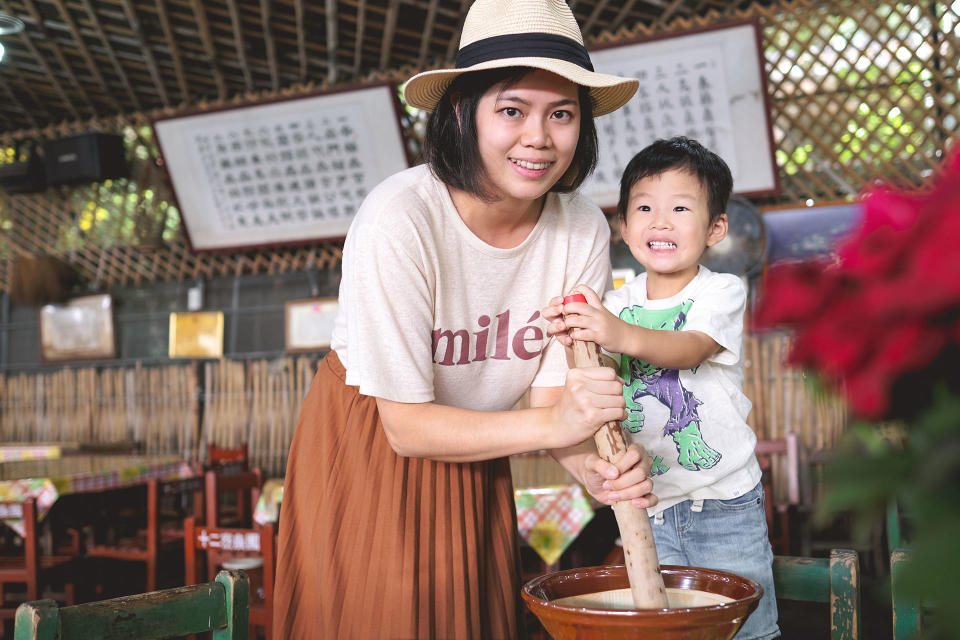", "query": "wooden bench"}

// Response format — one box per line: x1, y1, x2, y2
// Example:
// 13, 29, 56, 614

773, 548, 860, 640
13, 569, 249, 640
